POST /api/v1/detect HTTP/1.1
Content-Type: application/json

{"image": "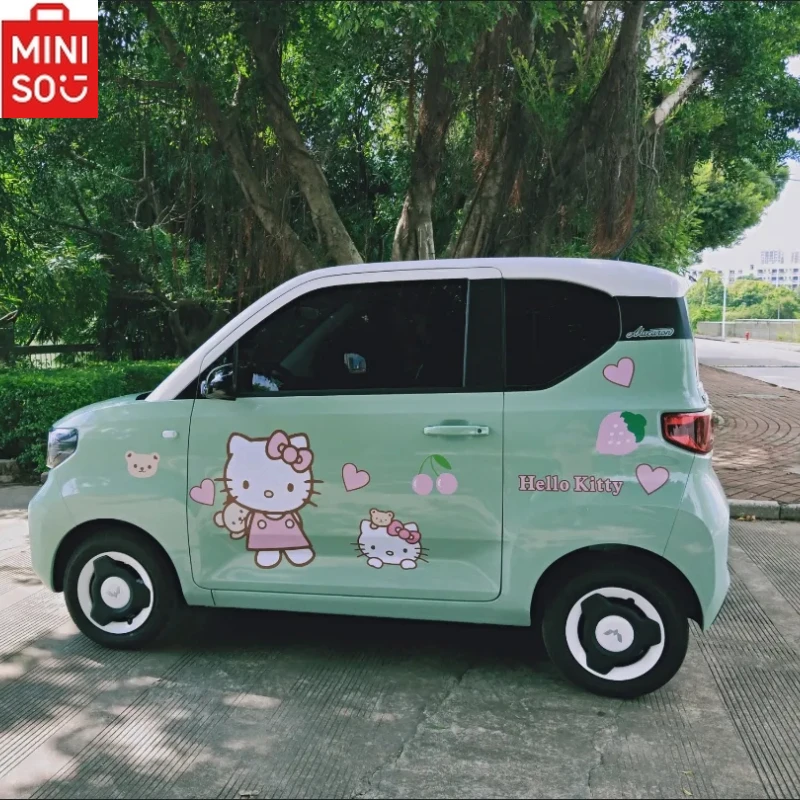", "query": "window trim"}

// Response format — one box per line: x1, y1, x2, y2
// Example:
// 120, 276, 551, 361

196, 267, 502, 399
